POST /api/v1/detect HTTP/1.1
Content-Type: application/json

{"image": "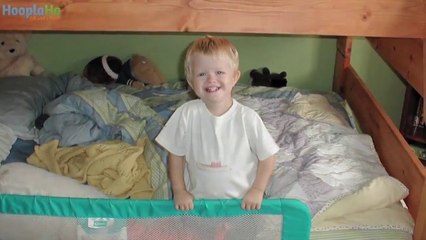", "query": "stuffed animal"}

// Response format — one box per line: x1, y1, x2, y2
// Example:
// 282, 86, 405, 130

83, 54, 166, 88
0, 32, 45, 78
119, 54, 166, 87
249, 67, 287, 88
83, 55, 122, 85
